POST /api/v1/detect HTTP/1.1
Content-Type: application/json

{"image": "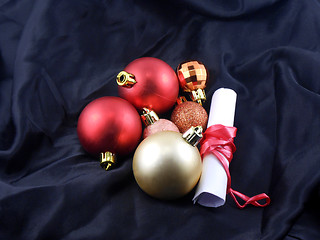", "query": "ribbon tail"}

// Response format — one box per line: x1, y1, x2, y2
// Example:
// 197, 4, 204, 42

200, 124, 271, 209
229, 188, 271, 209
